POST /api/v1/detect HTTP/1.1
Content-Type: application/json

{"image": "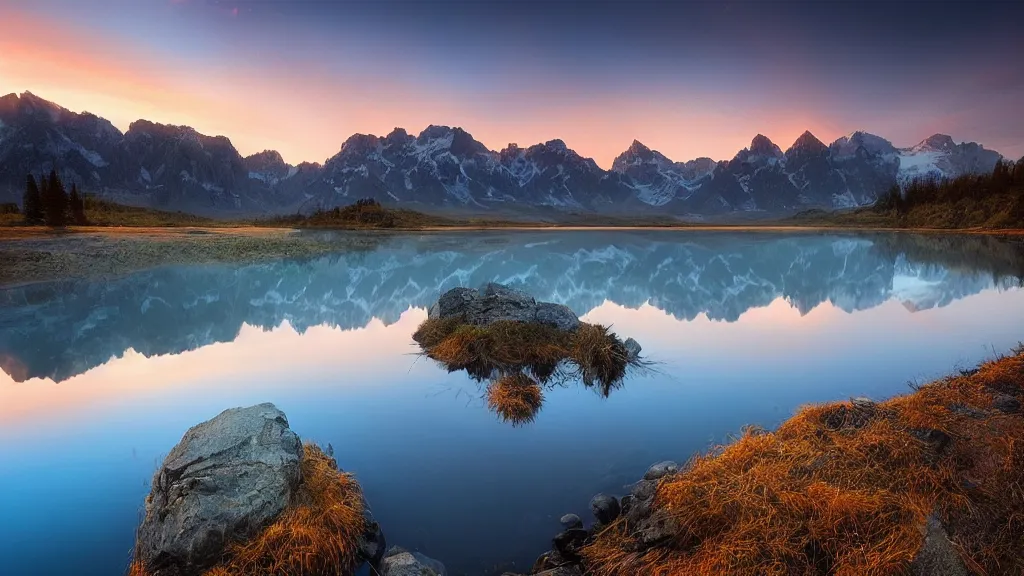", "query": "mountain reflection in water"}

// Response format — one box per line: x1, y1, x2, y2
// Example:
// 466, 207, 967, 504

1, 231, 1022, 384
